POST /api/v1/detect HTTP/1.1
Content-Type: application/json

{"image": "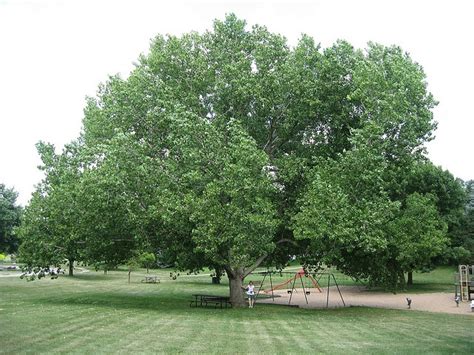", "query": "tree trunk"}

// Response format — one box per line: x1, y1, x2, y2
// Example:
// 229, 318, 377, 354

227, 270, 246, 308
68, 259, 74, 277
225, 254, 269, 307
407, 271, 413, 286
213, 267, 222, 284
398, 270, 406, 289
